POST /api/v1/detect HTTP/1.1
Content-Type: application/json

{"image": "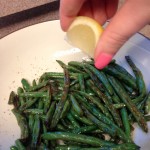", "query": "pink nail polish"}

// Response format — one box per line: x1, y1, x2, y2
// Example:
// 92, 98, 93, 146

95, 52, 113, 69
